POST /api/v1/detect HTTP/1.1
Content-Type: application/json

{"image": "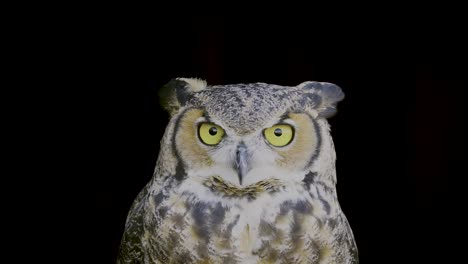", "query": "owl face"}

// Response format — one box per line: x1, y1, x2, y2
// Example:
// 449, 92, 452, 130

159, 78, 344, 195
174, 108, 320, 187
